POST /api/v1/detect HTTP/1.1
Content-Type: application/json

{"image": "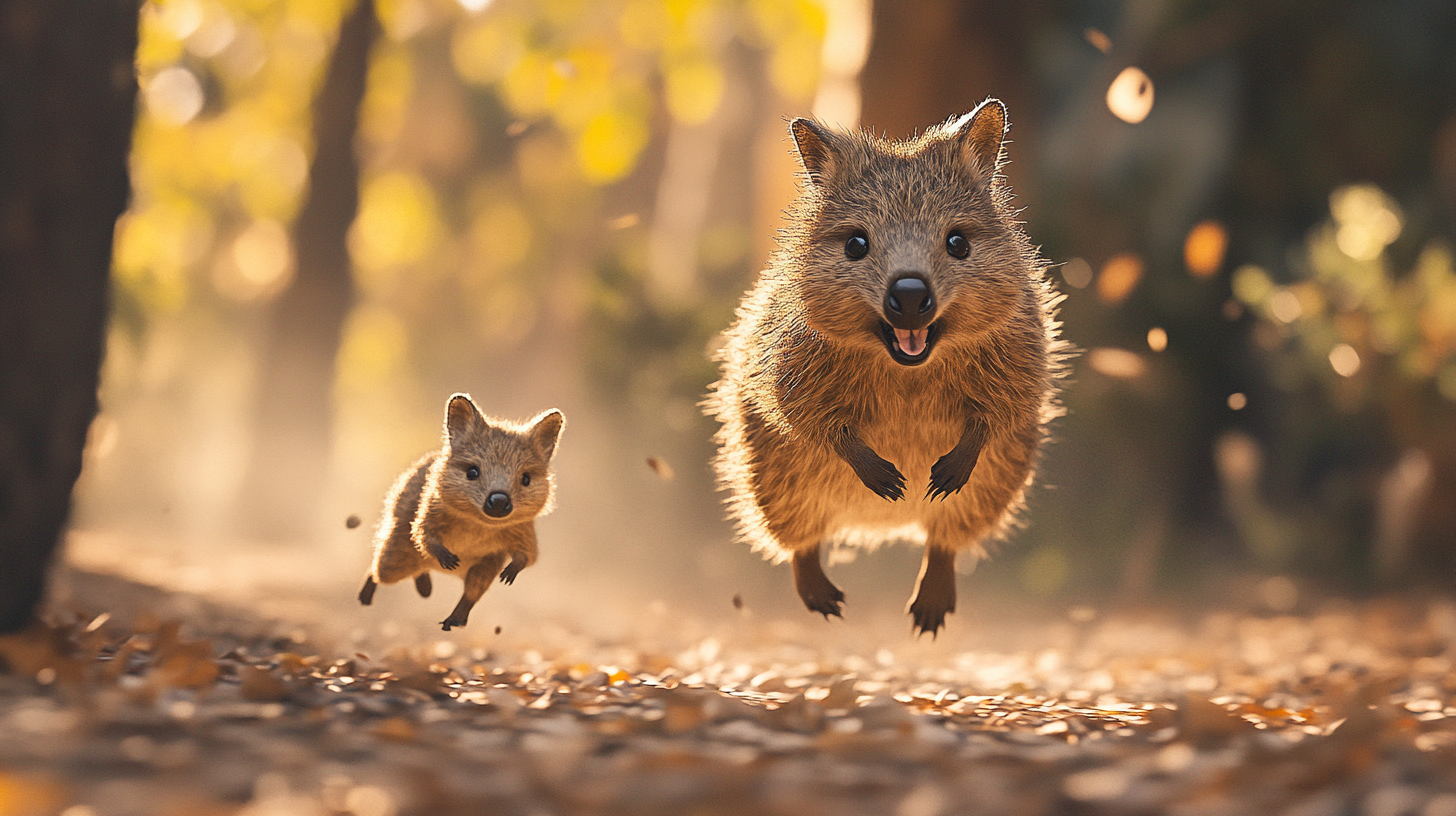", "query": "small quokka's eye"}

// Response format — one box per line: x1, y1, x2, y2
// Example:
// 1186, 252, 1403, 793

520, 472, 531, 486
465, 466, 480, 480
844, 232, 869, 260
946, 231, 970, 259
